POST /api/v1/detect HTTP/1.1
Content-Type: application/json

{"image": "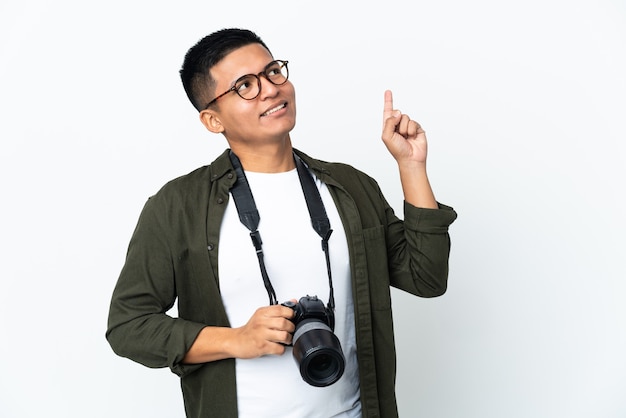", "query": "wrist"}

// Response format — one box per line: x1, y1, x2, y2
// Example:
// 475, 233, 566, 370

397, 160, 427, 175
